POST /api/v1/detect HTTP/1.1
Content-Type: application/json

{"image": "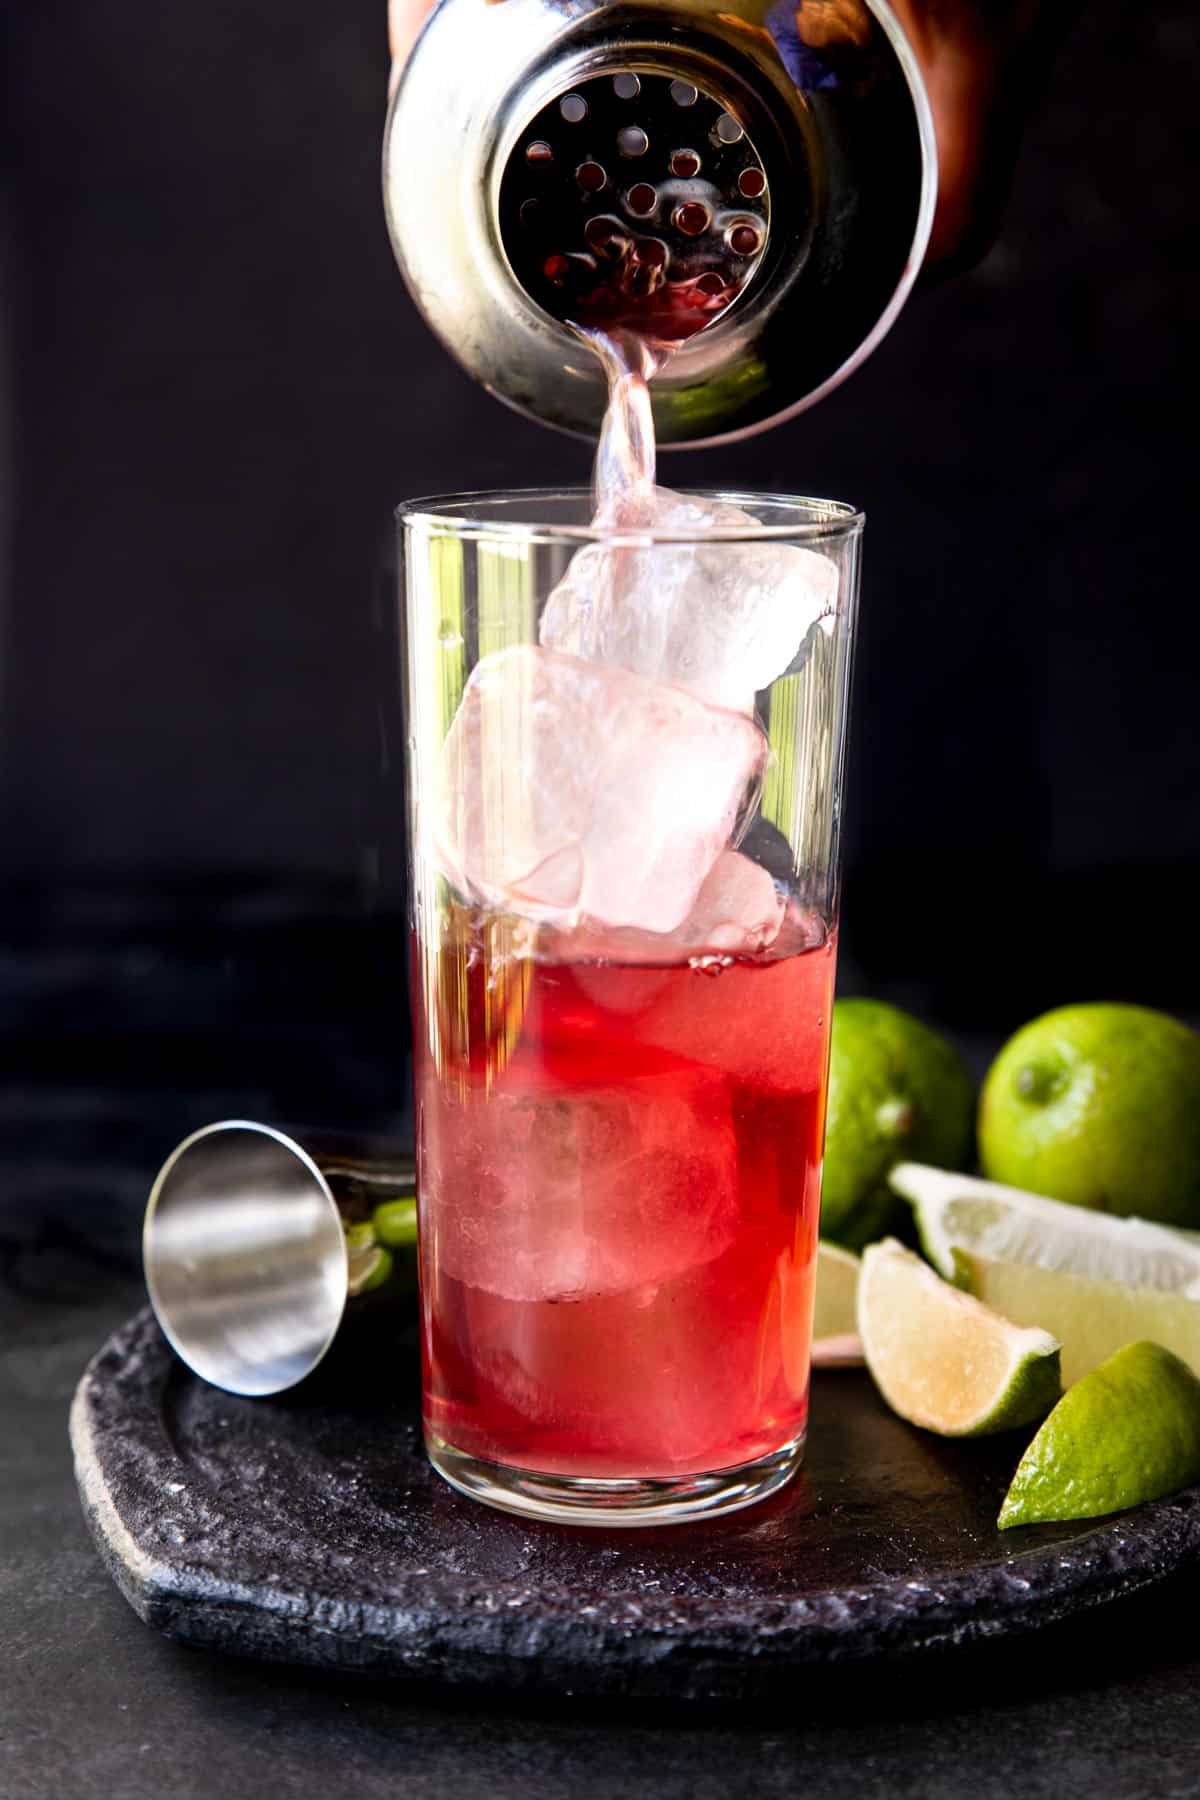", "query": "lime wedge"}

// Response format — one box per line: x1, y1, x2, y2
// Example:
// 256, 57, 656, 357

372, 1196, 418, 1249
889, 1163, 1200, 1296
813, 1241, 860, 1341
858, 1238, 1061, 1436
999, 1341, 1200, 1528
347, 1241, 394, 1296
958, 1251, 1200, 1387
344, 1221, 395, 1296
